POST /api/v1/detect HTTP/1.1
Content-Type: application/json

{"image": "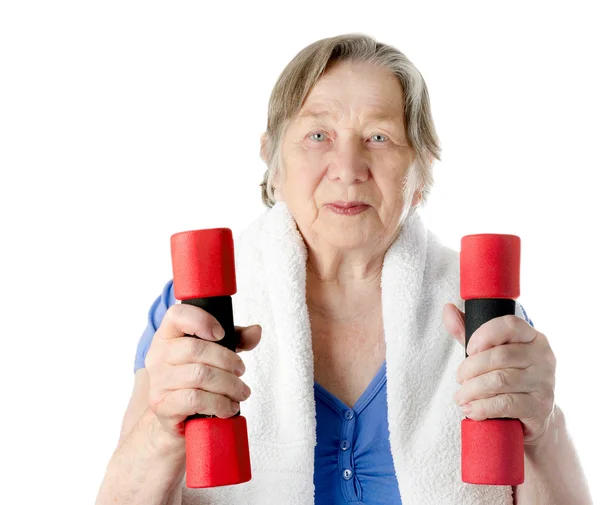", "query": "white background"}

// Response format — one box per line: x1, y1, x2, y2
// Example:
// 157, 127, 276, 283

1, 1, 598, 503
